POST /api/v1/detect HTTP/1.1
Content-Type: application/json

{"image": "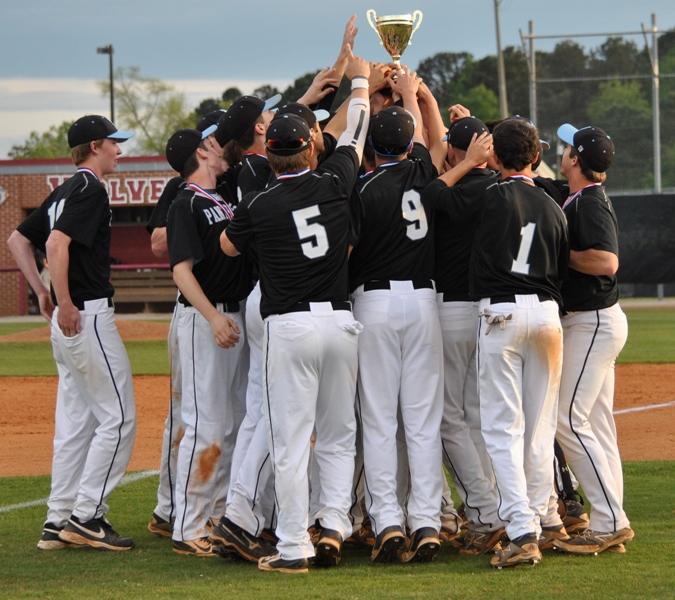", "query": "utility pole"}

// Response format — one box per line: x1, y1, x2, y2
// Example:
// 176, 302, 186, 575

494, 0, 509, 118
97, 44, 115, 123
642, 13, 661, 193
